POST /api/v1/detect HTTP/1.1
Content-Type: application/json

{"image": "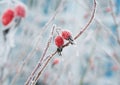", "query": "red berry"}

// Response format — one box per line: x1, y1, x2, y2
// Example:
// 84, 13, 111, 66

62, 30, 74, 44
55, 35, 64, 47
15, 5, 26, 18
2, 9, 15, 26
53, 58, 59, 65
62, 30, 71, 40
